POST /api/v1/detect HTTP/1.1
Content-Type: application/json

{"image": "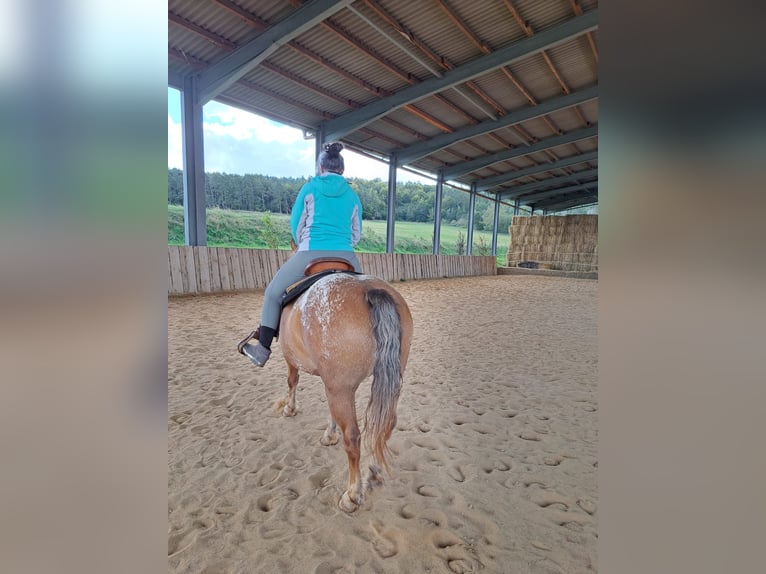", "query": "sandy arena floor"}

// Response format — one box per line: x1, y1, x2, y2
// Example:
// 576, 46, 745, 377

168, 275, 598, 573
